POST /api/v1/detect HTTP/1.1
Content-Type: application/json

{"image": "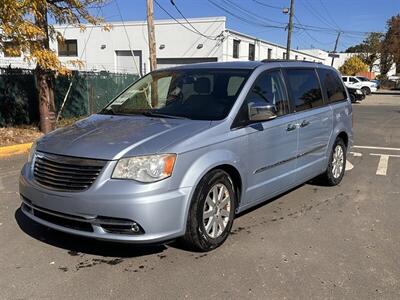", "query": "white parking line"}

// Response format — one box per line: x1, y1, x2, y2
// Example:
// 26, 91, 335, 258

349, 151, 362, 157
370, 153, 400, 176
354, 145, 400, 151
